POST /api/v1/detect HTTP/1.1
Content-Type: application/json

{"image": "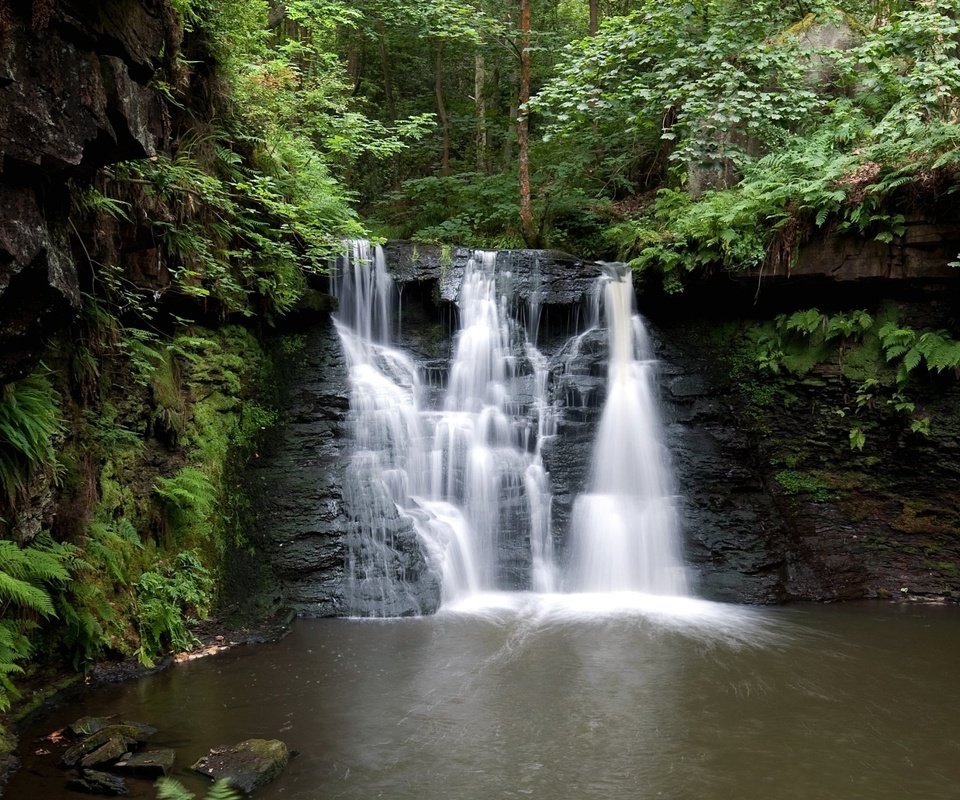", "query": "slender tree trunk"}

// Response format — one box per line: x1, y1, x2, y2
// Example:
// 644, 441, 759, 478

375, 19, 396, 120
589, 0, 599, 35
518, 0, 536, 246
345, 31, 362, 96
435, 40, 451, 176
475, 52, 487, 173
502, 94, 518, 168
